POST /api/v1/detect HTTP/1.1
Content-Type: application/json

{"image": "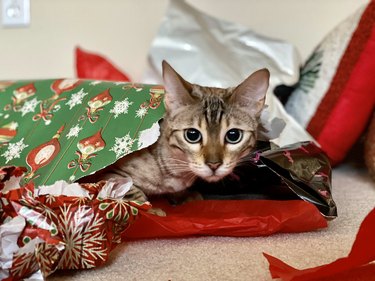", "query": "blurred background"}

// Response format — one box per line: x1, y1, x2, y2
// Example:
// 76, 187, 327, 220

0, 0, 368, 80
